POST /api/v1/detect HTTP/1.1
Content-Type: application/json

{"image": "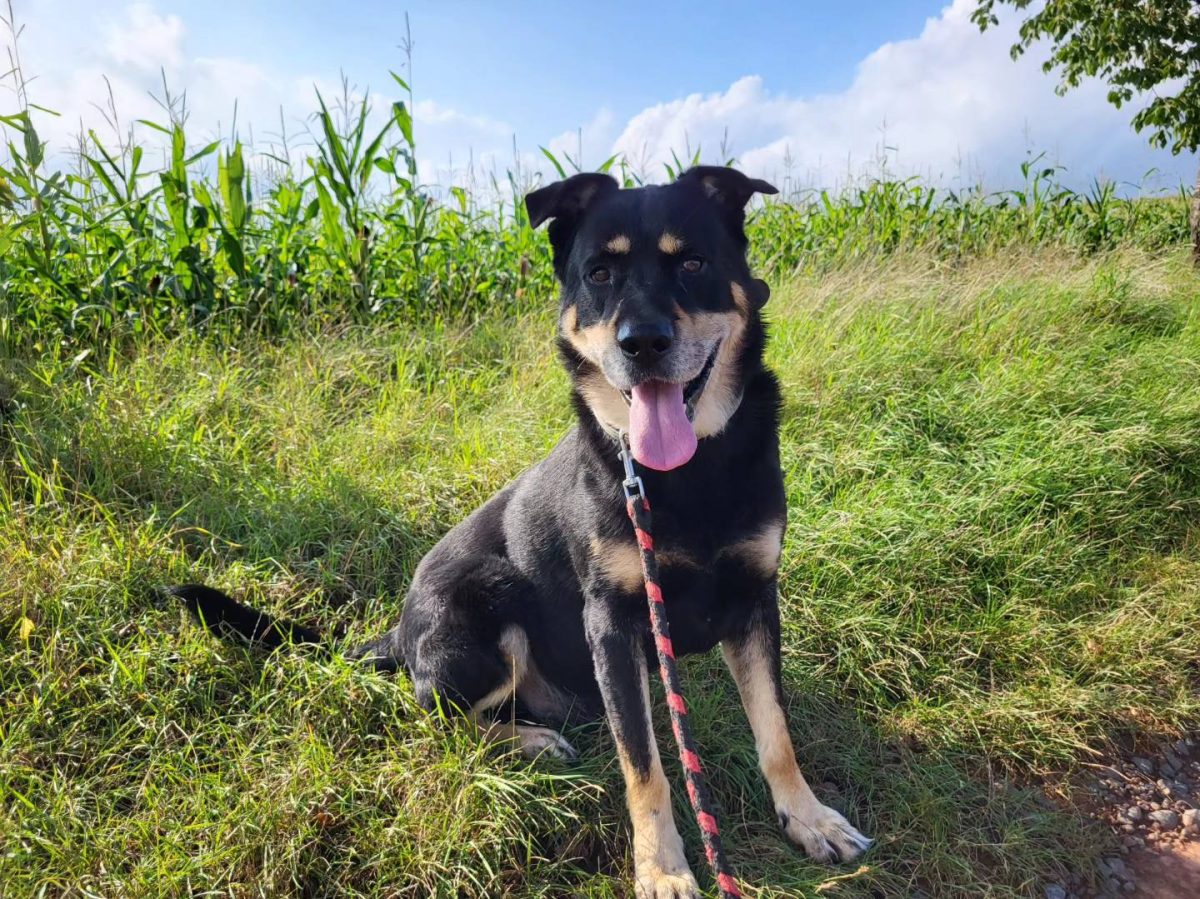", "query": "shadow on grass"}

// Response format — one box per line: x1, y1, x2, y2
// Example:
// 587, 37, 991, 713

639, 661, 1106, 898
5, 391, 439, 626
